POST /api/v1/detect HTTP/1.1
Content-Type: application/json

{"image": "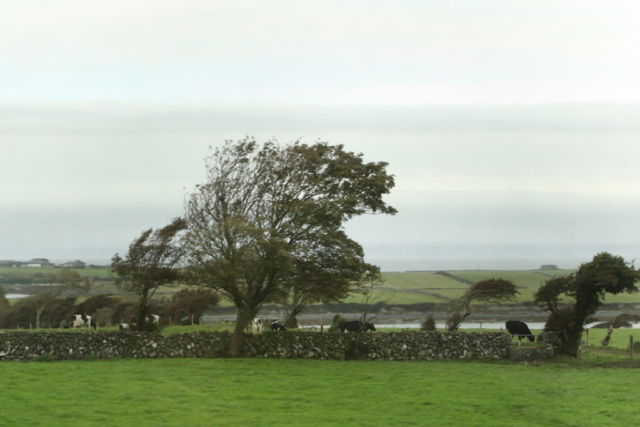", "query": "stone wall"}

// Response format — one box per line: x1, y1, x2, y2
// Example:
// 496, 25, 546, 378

0, 330, 511, 362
